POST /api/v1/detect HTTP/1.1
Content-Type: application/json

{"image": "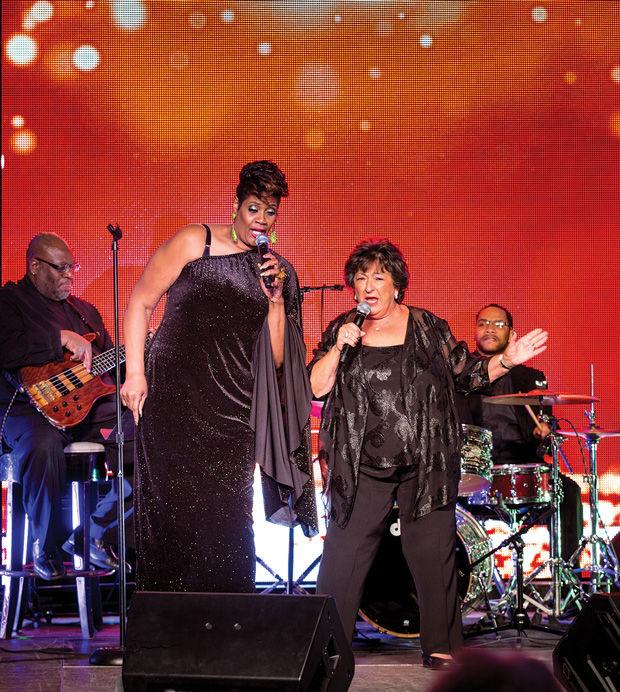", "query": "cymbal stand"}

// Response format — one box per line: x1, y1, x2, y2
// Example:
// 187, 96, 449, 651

569, 365, 619, 592
521, 413, 585, 618
465, 503, 562, 641
491, 506, 547, 617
